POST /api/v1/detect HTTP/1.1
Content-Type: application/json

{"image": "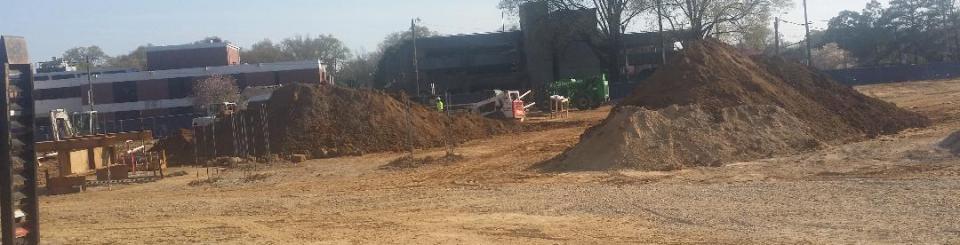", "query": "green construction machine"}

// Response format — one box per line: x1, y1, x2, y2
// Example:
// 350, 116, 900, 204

546, 74, 610, 110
